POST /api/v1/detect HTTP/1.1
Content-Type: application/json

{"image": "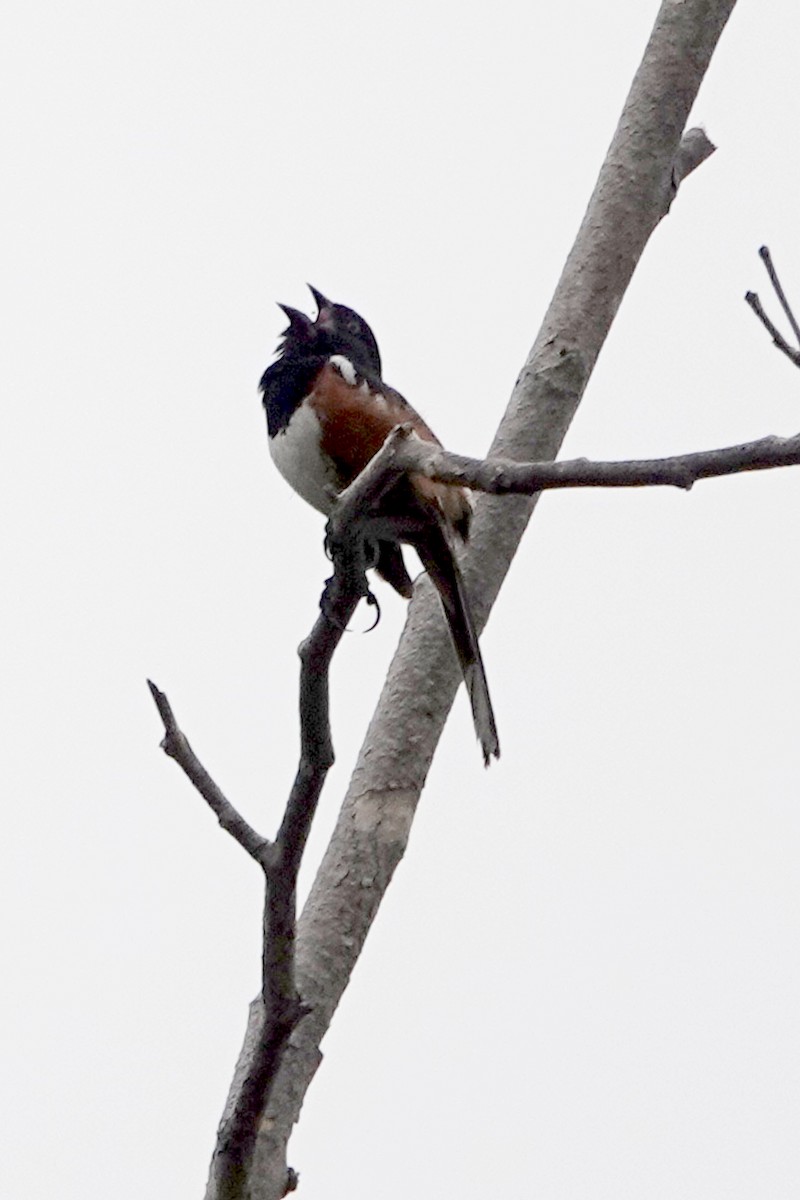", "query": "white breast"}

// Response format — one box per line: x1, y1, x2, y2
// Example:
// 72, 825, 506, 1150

269, 402, 336, 515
